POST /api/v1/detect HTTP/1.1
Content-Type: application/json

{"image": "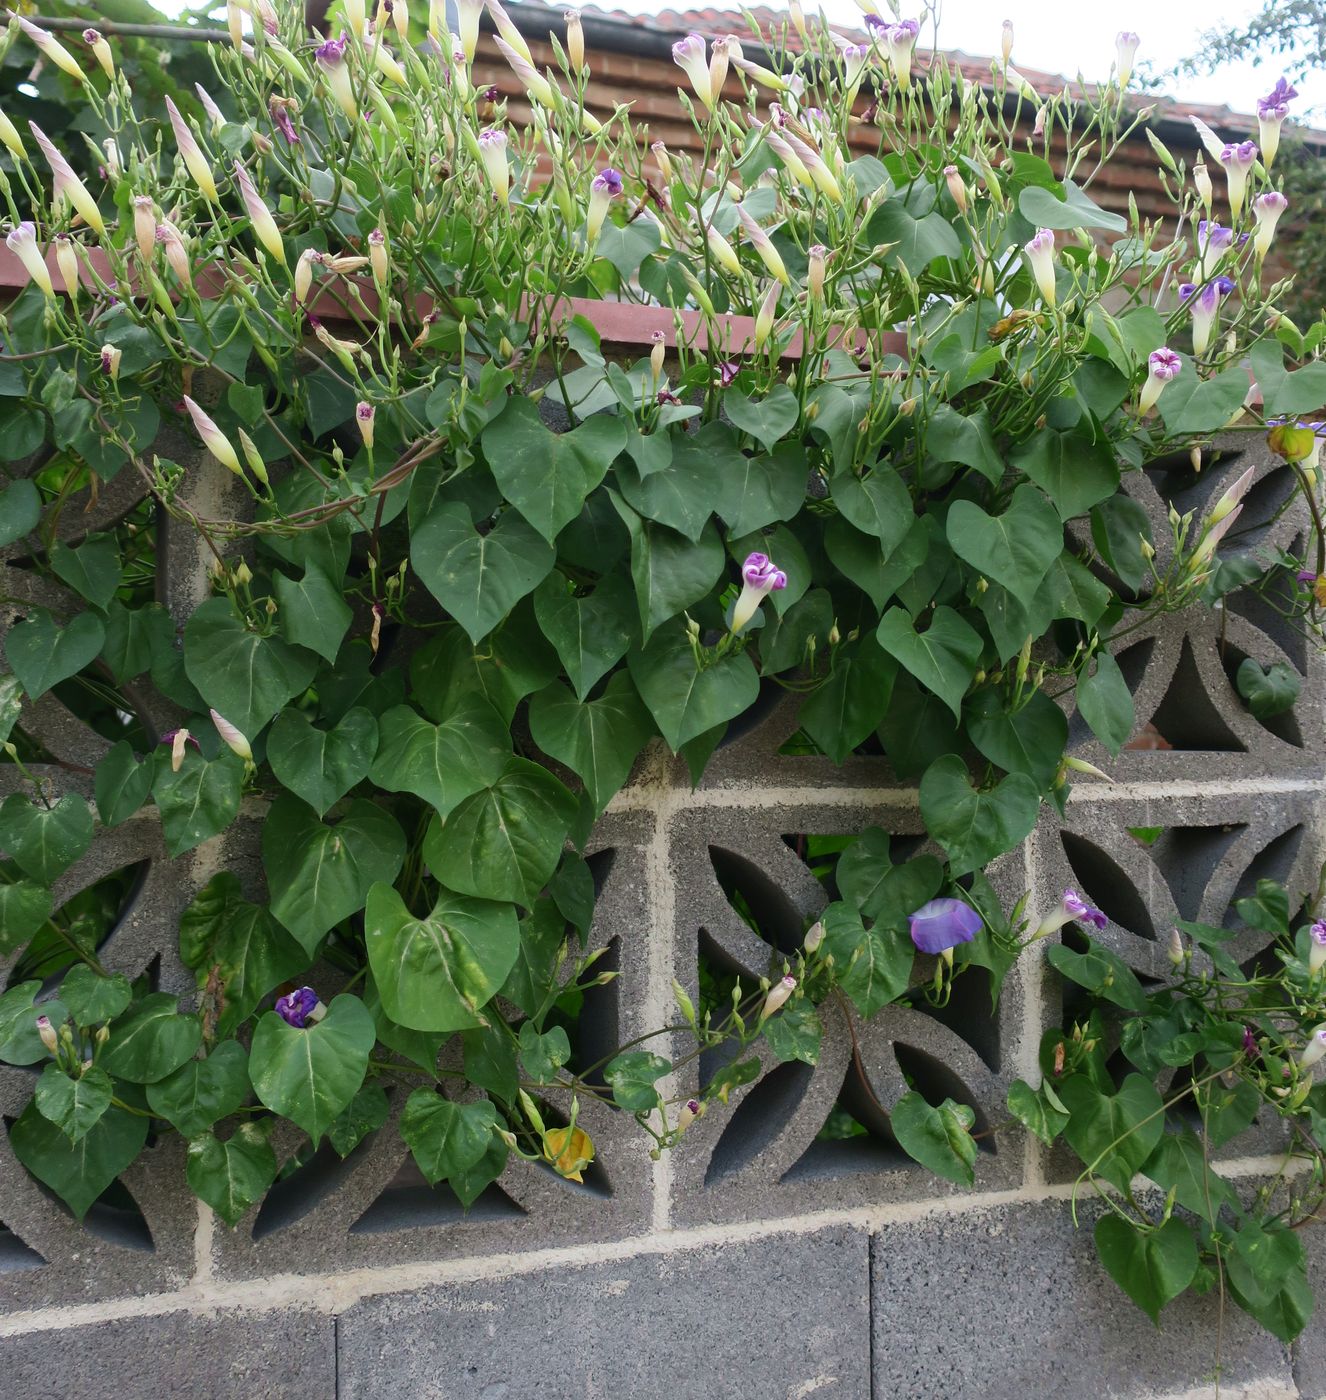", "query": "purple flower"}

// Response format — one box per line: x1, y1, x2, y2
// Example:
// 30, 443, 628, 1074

270, 98, 300, 146
908, 897, 982, 955
716, 360, 740, 388
592, 167, 624, 198
730, 551, 788, 632
1182, 278, 1236, 355
275, 986, 320, 1028
1258, 77, 1297, 120
315, 34, 348, 66
1034, 889, 1107, 939
1298, 569, 1319, 585
1148, 346, 1183, 380
1243, 1025, 1259, 1058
